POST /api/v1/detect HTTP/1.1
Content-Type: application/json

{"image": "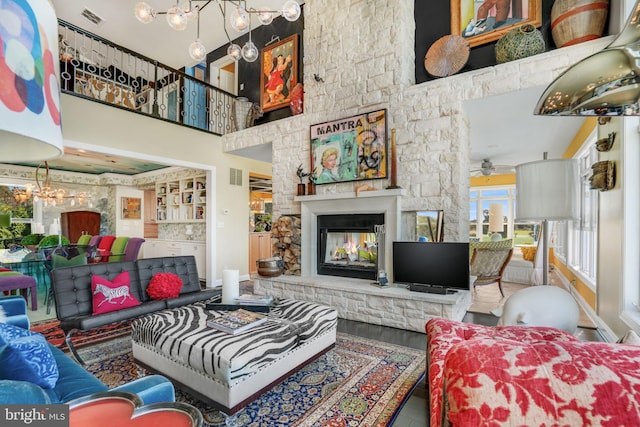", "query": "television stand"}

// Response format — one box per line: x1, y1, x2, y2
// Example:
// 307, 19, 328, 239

408, 283, 448, 294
